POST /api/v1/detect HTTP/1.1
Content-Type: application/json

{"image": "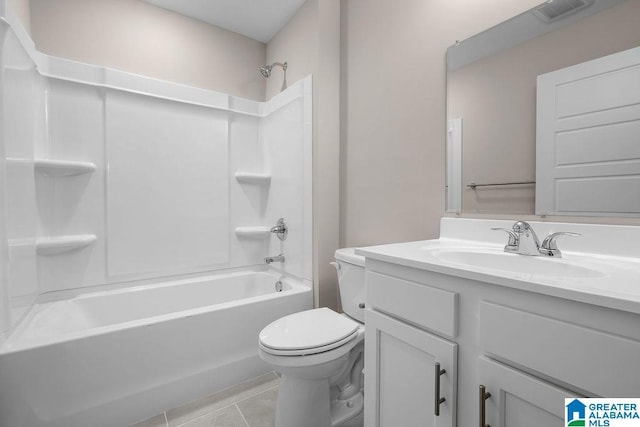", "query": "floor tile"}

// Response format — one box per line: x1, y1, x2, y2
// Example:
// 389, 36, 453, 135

341, 412, 364, 427
236, 387, 278, 427
167, 372, 279, 427
178, 405, 248, 427
130, 412, 168, 427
